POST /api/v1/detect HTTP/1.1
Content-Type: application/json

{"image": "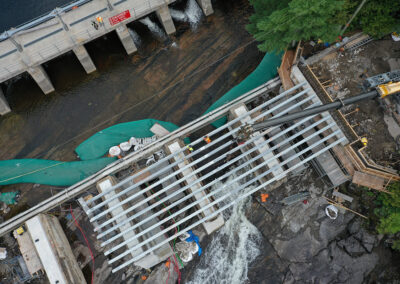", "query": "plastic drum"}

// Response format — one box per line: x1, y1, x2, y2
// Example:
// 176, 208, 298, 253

120, 142, 131, 152
109, 146, 121, 157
